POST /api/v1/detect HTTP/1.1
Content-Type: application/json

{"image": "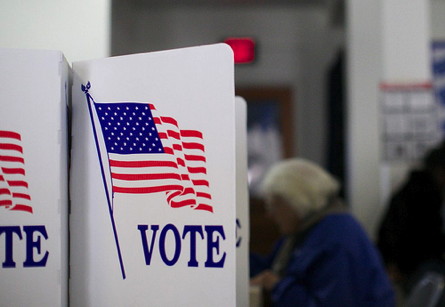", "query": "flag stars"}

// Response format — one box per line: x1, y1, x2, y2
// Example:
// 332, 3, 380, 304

96, 103, 164, 155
